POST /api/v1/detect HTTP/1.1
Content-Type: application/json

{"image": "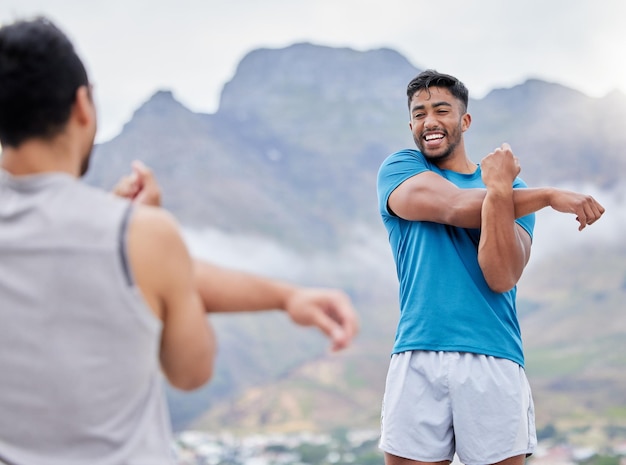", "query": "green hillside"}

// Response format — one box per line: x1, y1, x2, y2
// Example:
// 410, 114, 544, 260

520, 242, 626, 429
189, 241, 626, 435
